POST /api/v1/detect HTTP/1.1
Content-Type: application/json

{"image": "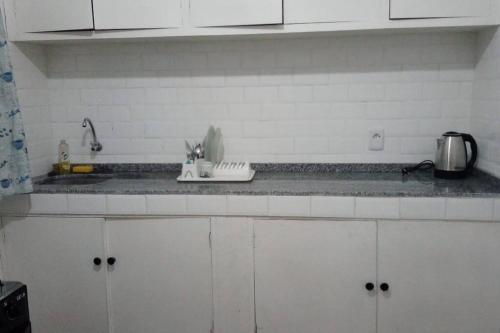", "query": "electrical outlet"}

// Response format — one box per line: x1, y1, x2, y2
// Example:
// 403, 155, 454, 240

369, 129, 385, 151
